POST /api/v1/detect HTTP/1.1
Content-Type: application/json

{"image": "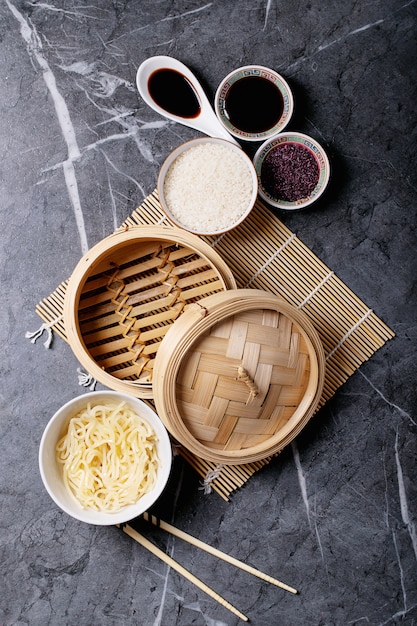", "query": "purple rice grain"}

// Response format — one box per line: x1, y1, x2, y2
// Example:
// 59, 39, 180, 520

261, 142, 320, 202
